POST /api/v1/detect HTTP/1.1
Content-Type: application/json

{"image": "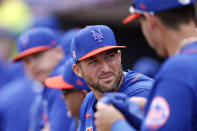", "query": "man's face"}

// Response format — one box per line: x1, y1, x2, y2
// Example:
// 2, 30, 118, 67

62, 89, 86, 118
75, 49, 123, 94
23, 48, 62, 83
